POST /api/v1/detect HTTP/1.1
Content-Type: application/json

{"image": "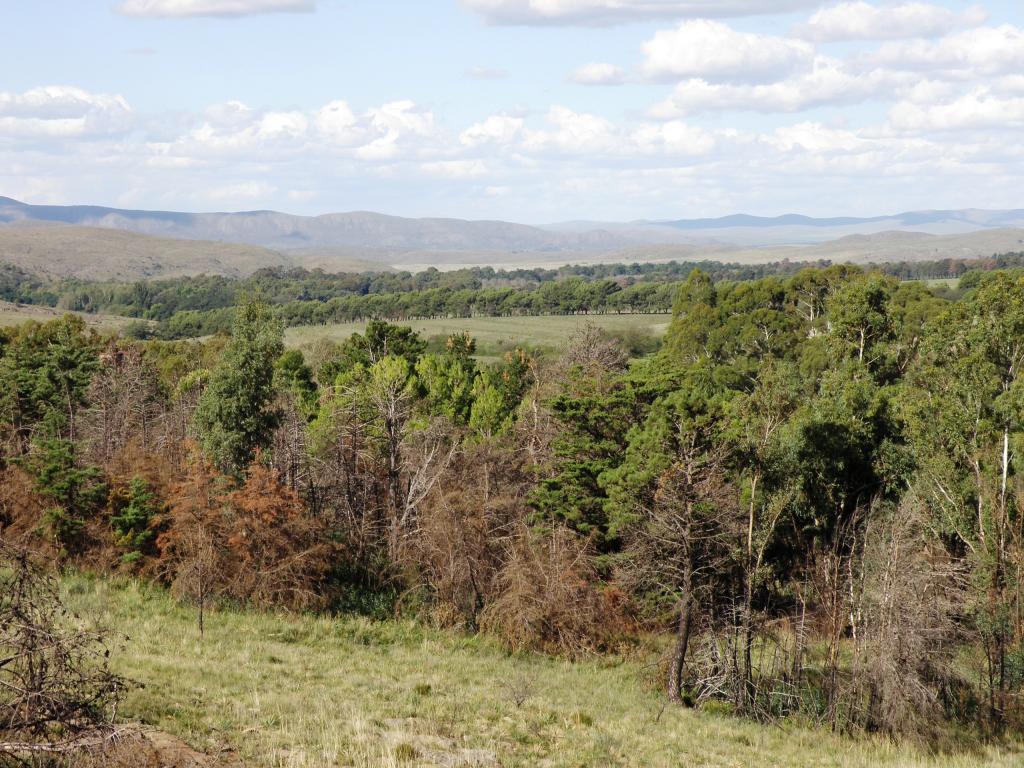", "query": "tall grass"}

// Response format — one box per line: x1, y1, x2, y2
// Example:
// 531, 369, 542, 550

62, 576, 1022, 768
